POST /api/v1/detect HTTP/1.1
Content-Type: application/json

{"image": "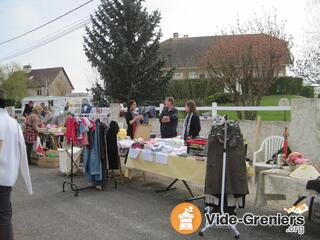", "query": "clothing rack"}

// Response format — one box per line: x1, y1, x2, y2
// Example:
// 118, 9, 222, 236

62, 139, 101, 197
198, 115, 240, 239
